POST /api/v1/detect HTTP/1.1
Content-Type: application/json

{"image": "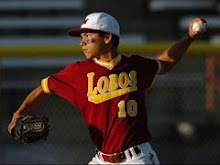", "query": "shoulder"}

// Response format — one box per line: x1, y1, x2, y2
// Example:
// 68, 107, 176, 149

123, 54, 160, 73
65, 59, 93, 69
